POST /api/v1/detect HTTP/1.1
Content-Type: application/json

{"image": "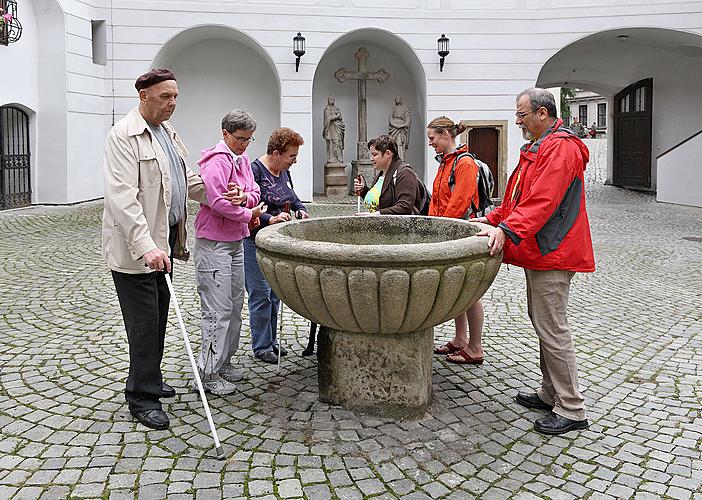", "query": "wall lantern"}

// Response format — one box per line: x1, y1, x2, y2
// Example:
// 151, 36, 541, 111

0, 0, 22, 45
437, 33, 449, 72
293, 32, 306, 72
